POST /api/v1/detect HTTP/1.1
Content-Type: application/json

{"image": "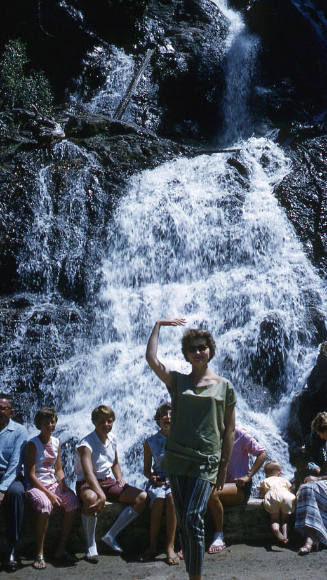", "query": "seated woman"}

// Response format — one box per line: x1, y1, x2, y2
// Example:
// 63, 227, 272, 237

296, 411, 327, 555
74, 405, 147, 563
142, 402, 178, 565
207, 426, 266, 553
25, 407, 79, 570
